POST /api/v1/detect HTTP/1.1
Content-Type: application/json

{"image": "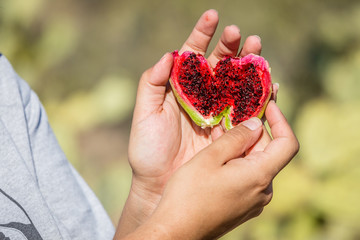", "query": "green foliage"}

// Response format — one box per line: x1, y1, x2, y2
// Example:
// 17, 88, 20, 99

1, 0, 360, 239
